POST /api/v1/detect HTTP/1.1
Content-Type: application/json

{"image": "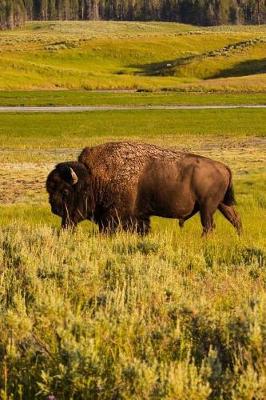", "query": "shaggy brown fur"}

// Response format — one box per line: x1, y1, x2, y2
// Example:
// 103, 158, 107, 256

46, 141, 242, 236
